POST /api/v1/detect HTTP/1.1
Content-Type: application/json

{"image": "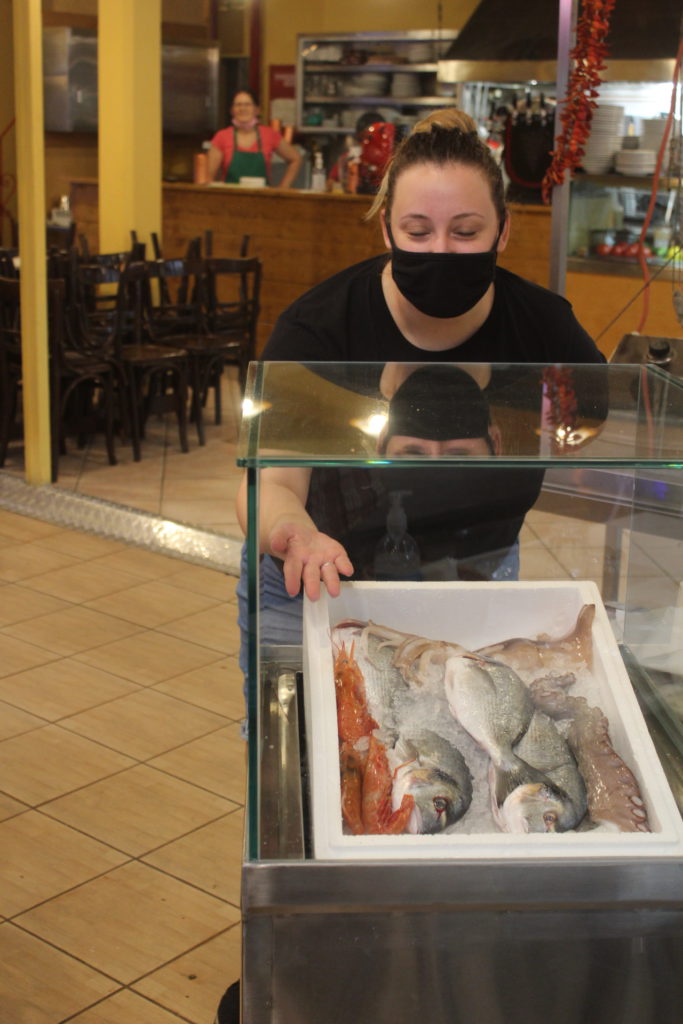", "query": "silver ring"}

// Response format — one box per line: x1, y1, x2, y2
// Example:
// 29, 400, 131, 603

320, 561, 334, 570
